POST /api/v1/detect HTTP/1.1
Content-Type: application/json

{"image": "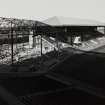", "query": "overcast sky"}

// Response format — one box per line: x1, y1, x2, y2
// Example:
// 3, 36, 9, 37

0, 0, 105, 22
